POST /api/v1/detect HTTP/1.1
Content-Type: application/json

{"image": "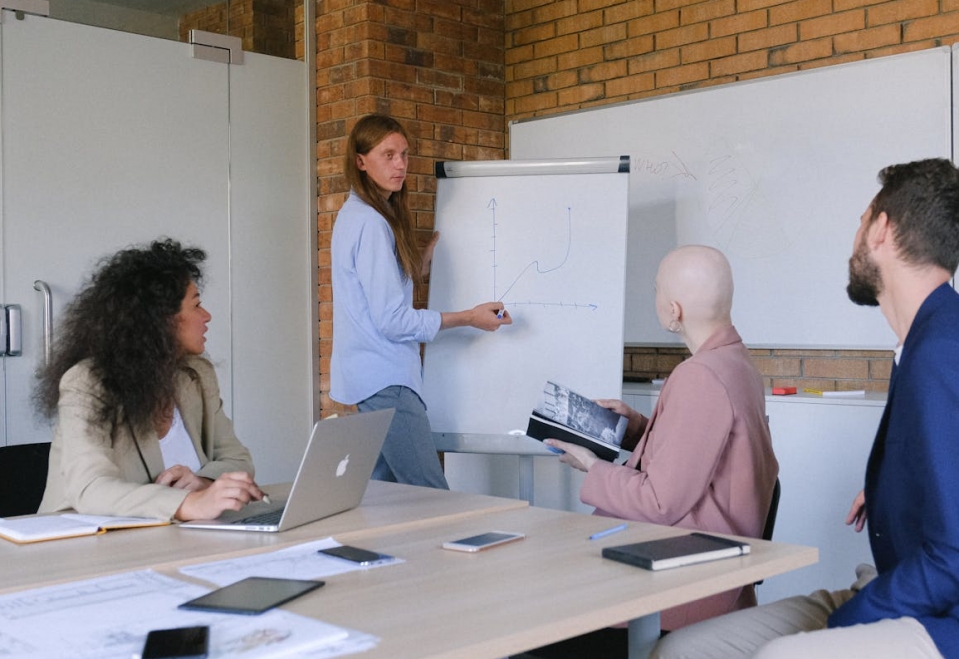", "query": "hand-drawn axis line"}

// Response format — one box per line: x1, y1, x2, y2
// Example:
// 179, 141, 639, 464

507, 301, 598, 310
